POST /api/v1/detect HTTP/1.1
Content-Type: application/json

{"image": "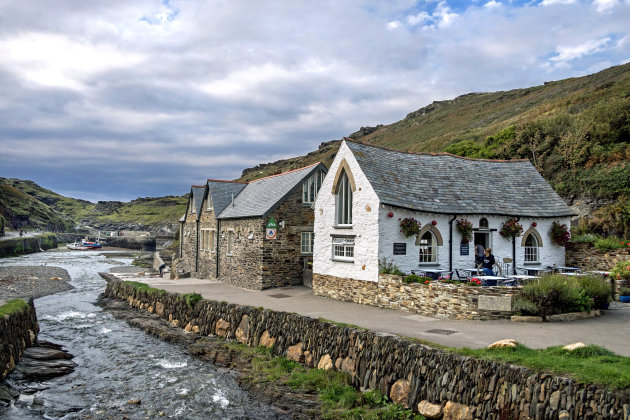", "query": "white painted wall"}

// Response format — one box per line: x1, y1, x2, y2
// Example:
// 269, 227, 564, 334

313, 141, 381, 282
